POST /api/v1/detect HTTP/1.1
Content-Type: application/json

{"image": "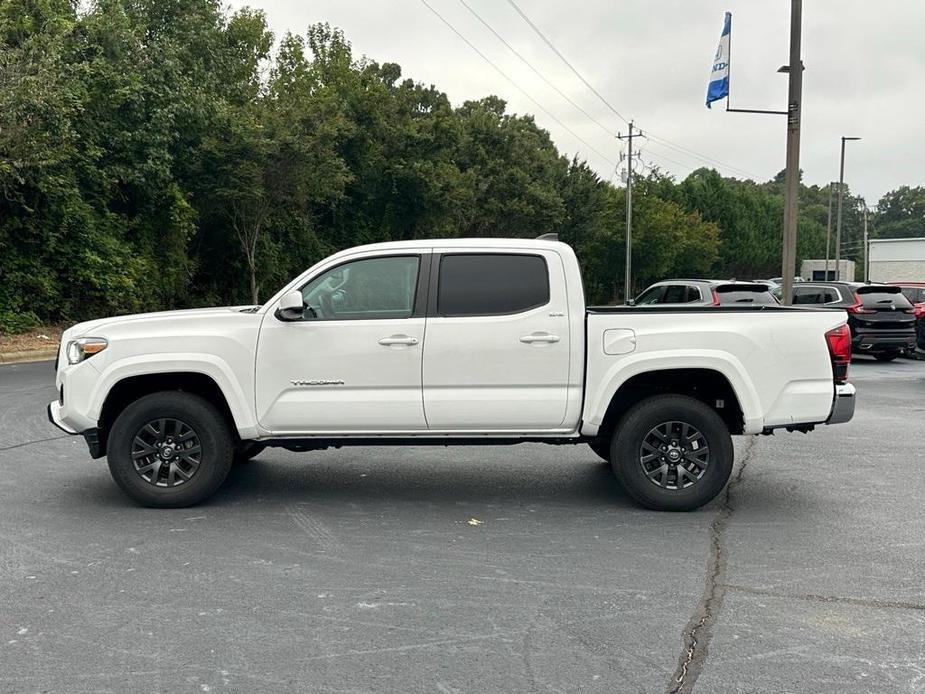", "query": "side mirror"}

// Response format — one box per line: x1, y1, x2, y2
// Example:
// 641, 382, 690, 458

275, 290, 304, 322
626, 299, 636, 307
